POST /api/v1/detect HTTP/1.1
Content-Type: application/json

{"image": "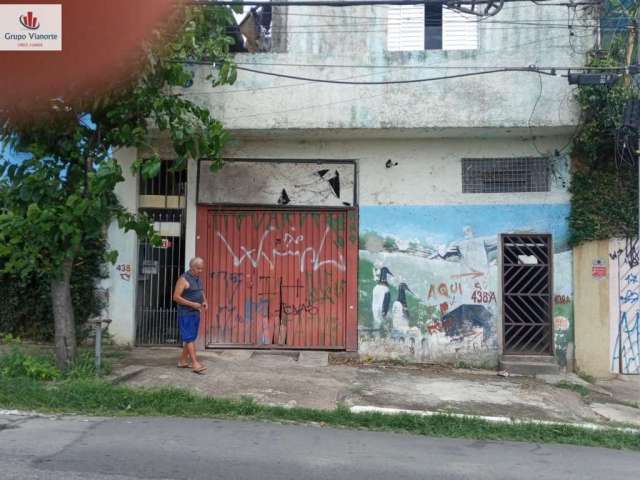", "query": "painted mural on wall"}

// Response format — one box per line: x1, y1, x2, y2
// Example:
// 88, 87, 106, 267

609, 238, 640, 374
358, 204, 573, 367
